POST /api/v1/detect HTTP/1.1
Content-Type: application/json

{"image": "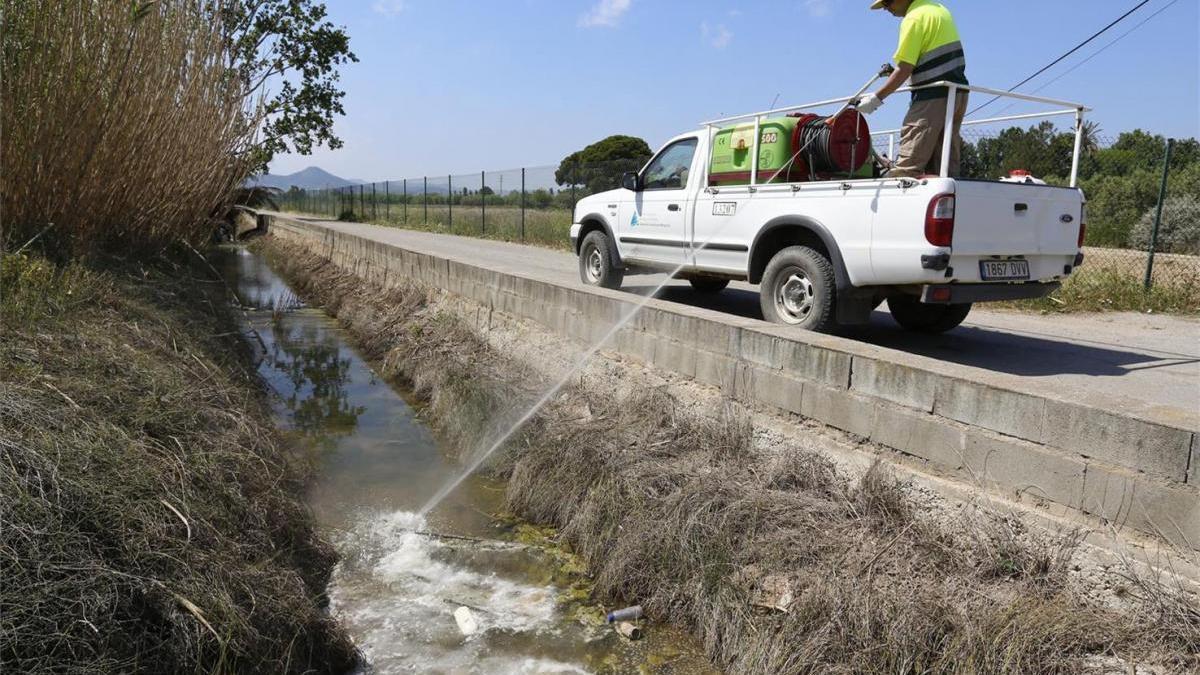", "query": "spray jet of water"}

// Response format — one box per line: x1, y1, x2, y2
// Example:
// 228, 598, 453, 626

418, 210, 751, 517
419, 111, 853, 517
